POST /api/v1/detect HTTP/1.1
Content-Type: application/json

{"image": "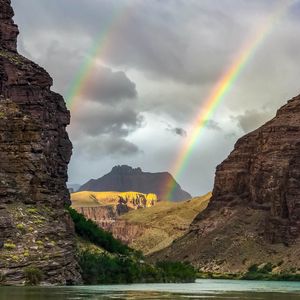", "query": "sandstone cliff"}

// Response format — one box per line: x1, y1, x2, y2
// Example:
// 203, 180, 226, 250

151, 94, 300, 274
79, 165, 192, 202
71, 190, 158, 210
0, 0, 81, 285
